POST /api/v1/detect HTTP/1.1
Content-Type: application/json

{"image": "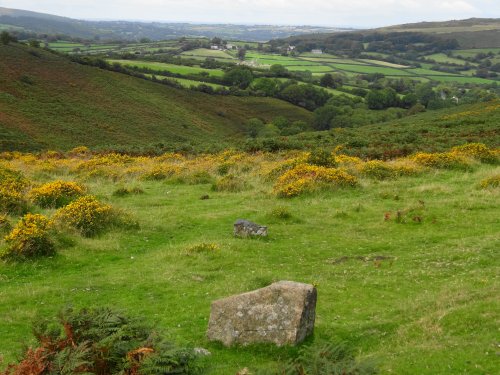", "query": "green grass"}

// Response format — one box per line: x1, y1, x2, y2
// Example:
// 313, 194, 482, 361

107, 59, 225, 77
0, 44, 312, 151
0, 154, 498, 374
329, 64, 413, 76
181, 48, 235, 60
423, 53, 470, 66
